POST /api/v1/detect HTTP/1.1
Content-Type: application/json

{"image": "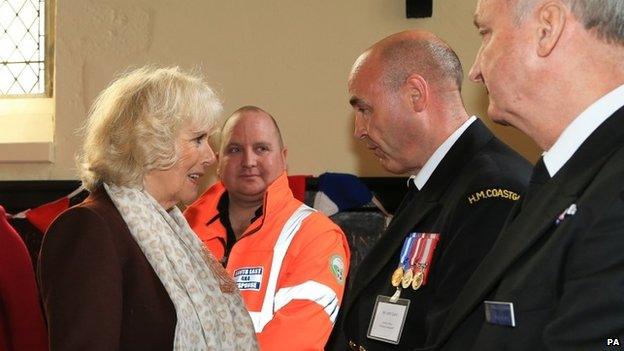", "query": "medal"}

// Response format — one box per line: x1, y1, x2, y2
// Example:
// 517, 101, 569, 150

407, 233, 441, 290
390, 233, 418, 287
411, 269, 424, 290
391, 267, 404, 287
401, 268, 413, 288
